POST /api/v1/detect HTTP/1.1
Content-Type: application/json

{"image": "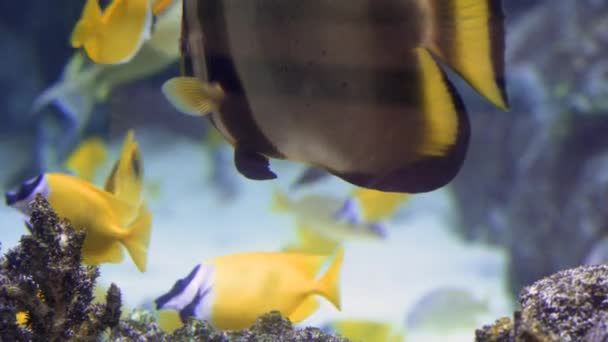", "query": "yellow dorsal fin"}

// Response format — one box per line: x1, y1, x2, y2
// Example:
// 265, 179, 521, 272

64, 137, 108, 182
425, 0, 509, 110
288, 296, 320, 323
162, 77, 225, 116
283, 248, 328, 278
48, 173, 139, 226
71, 0, 102, 48
104, 130, 144, 207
